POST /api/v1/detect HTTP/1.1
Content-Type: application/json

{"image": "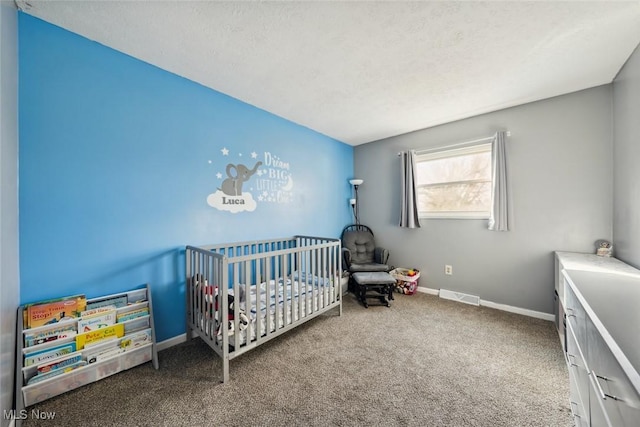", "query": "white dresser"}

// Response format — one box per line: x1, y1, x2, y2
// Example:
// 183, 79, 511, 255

555, 252, 640, 426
